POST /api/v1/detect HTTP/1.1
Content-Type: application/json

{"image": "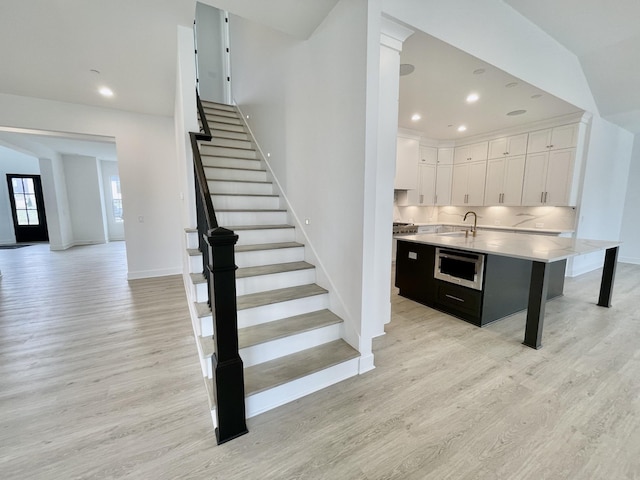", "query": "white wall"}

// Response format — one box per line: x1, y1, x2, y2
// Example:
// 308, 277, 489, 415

39, 154, 74, 250
619, 136, 640, 264
62, 155, 108, 245
0, 93, 183, 279
229, 0, 371, 355
0, 146, 40, 244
